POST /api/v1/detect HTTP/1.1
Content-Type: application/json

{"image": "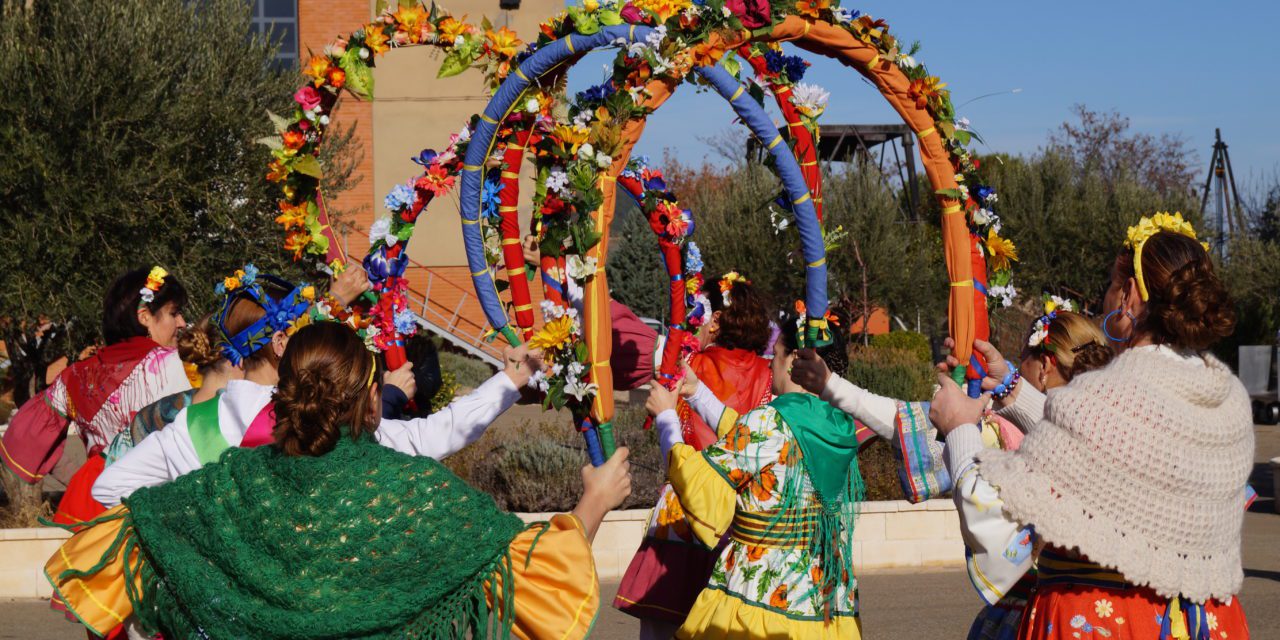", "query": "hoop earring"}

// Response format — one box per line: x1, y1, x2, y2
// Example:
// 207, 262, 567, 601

1102, 310, 1135, 343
